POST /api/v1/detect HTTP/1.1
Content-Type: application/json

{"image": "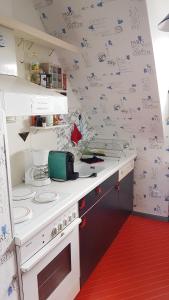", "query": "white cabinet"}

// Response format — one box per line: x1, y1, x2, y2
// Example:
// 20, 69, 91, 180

0, 26, 17, 76
3, 93, 68, 116
31, 95, 68, 116
0, 75, 68, 116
